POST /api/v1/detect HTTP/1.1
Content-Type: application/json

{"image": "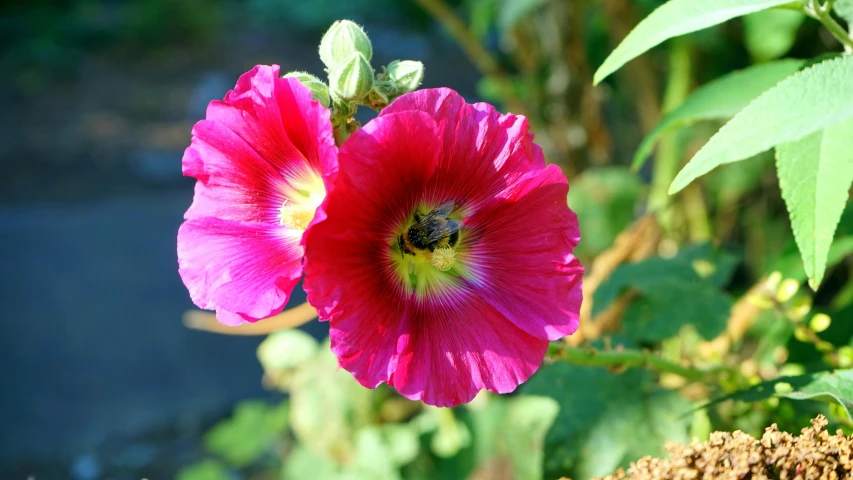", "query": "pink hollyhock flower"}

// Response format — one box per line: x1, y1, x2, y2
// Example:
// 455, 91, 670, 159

303, 88, 583, 407
177, 65, 337, 326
